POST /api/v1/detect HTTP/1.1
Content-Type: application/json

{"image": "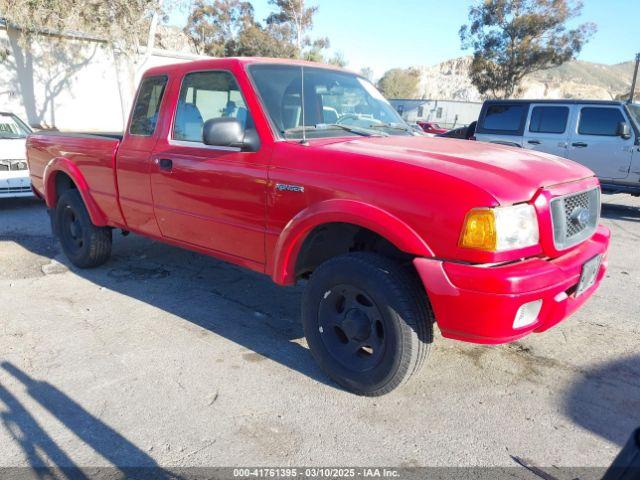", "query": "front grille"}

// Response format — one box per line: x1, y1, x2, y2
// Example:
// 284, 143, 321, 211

0, 159, 28, 171
550, 187, 600, 250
